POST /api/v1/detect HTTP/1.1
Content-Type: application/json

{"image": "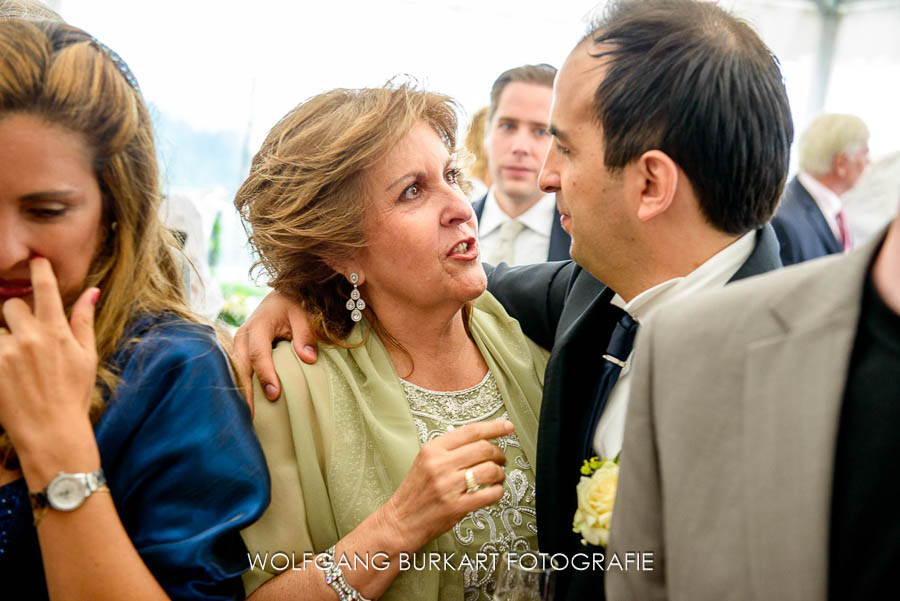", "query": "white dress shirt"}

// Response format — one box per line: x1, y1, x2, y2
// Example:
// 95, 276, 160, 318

478, 189, 557, 266
797, 171, 847, 245
591, 230, 757, 459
